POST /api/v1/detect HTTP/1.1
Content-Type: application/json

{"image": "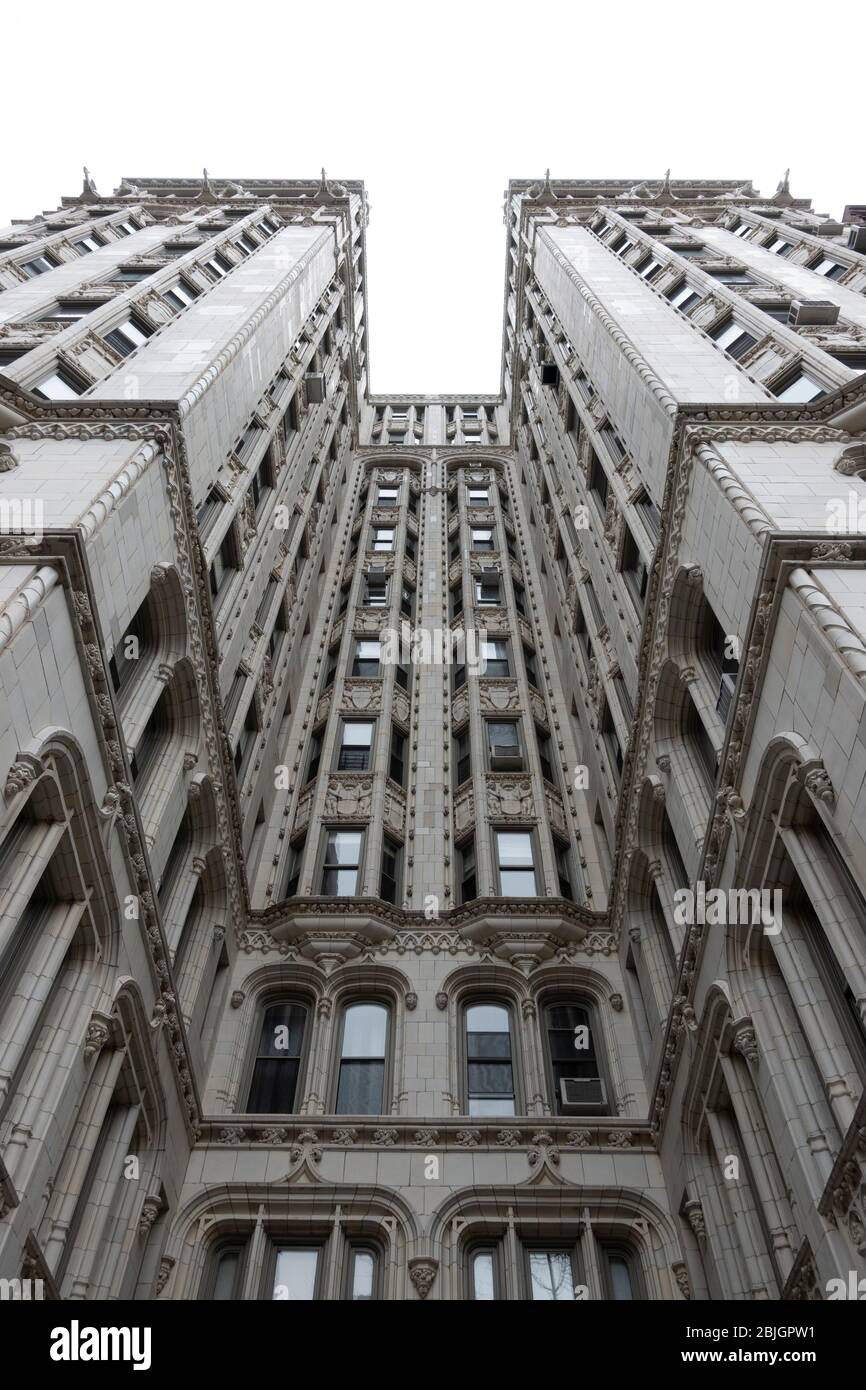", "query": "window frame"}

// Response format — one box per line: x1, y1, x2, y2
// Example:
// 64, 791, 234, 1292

331, 997, 392, 1116
461, 997, 522, 1118
243, 995, 311, 1116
